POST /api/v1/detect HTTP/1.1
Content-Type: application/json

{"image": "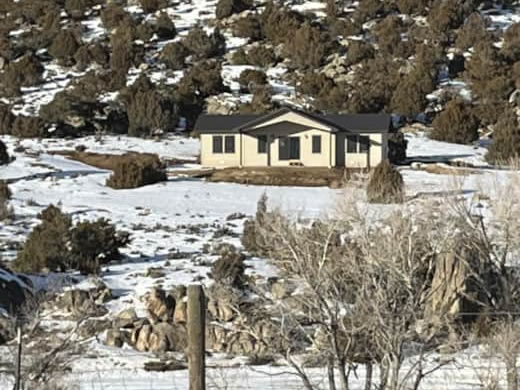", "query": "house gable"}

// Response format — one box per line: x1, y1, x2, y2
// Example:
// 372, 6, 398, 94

243, 109, 337, 133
